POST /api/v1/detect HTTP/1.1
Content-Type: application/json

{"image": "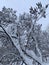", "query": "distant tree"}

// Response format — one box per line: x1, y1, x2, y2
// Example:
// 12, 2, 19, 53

0, 2, 49, 65
0, 6, 17, 27
46, 24, 49, 33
